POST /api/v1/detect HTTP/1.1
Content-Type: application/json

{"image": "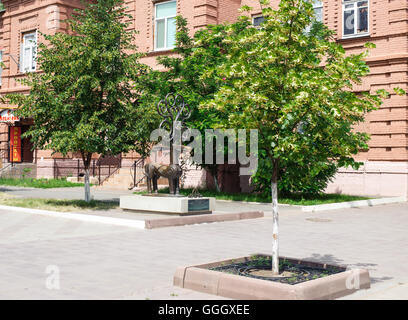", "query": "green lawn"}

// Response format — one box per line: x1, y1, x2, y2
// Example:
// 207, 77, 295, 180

0, 192, 118, 212
135, 188, 371, 206
0, 177, 85, 189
